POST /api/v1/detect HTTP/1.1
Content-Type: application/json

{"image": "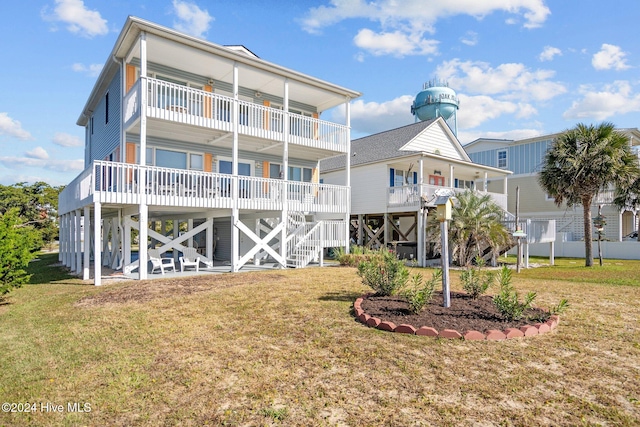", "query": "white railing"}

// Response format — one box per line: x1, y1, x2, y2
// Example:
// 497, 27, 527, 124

236, 176, 284, 211
322, 220, 347, 247
288, 181, 349, 213
132, 77, 348, 153
59, 161, 349, 214
123, 79, 140, 127
287, 221, 323, 268
503, 219, 556, 244
59, 165, 94, 214
594, 189, 615, 204
387, 184, 508, 211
